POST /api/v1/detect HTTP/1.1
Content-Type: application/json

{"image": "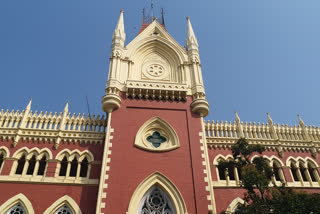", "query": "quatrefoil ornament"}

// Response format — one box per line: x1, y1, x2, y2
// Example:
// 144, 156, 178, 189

146, 131, 167, 148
